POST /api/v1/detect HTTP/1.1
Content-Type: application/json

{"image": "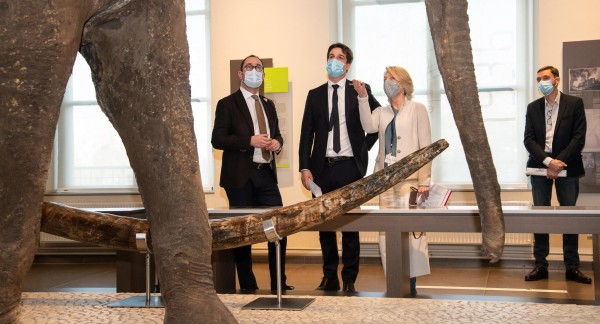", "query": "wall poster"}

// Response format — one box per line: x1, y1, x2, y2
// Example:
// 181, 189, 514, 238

564, 40, 600, 193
